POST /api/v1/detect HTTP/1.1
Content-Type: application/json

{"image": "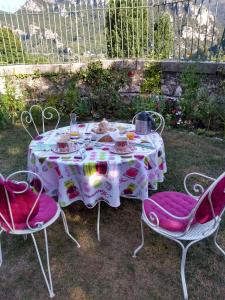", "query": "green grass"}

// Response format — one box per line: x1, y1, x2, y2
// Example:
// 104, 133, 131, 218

0, 125, 225, 300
